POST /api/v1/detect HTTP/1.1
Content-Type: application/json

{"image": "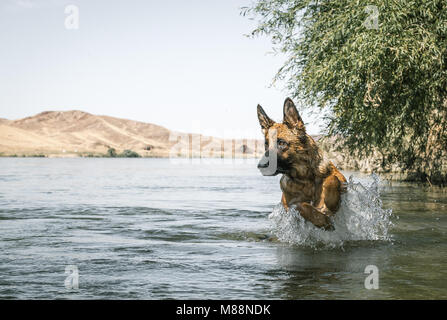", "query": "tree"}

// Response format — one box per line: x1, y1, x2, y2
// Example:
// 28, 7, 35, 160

107, 147, 117, 158
243, 0, 447, 183
119, 150, 141, 158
